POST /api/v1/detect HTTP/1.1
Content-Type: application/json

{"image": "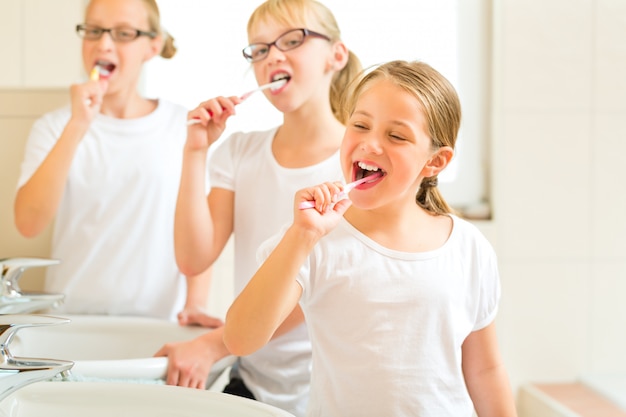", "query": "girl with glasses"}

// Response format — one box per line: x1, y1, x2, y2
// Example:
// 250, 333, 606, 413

154, 0, 361, 415
14, 0, 220, 326
224, 60, 518, 417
